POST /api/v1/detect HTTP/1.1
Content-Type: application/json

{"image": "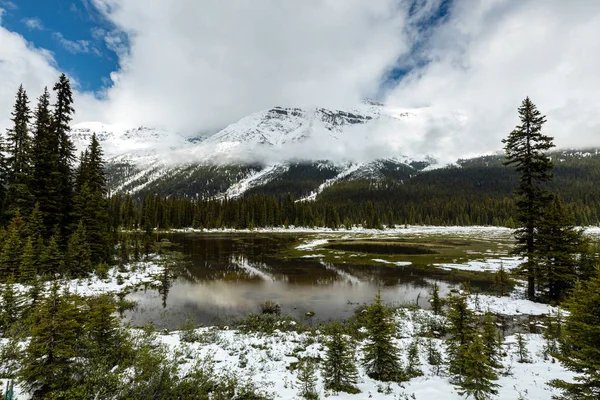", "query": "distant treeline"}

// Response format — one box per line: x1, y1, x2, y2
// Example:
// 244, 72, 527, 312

108, 151, 600, 230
